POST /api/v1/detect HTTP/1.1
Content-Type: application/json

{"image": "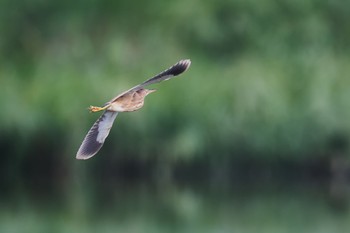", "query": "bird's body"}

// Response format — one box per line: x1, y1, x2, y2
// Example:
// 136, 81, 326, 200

76, 59, 191, 160
104, 88, 156, 112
